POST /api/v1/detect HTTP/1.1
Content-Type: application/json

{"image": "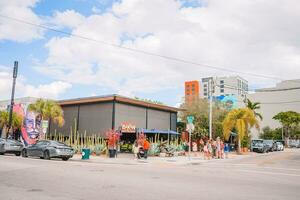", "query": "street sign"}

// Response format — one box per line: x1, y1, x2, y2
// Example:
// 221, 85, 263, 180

186, 123, 195, 132
187, 115, 194, 124
42, 120, 49, 134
